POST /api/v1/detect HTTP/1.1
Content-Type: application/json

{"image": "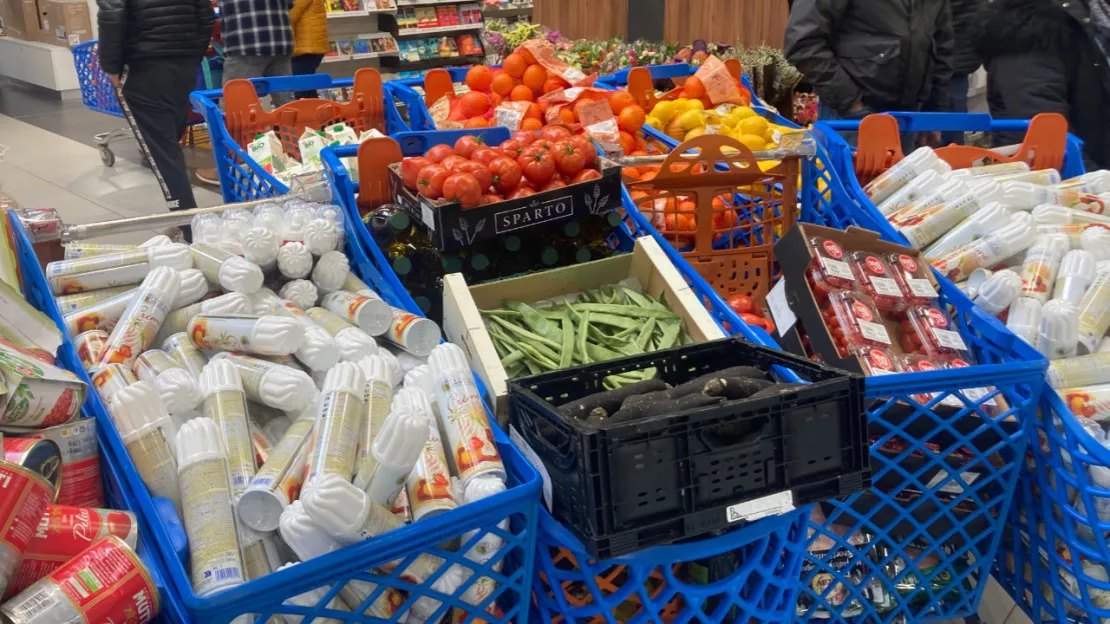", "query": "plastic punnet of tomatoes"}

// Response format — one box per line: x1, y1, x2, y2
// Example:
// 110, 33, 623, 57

899, 304, 971, 361
899, 353, 948, 405
808, 237, 858, 299
856, 345, 903, 377
847, 250, 907, 314
823, 290, 893, 358
886, 251, 940, 307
